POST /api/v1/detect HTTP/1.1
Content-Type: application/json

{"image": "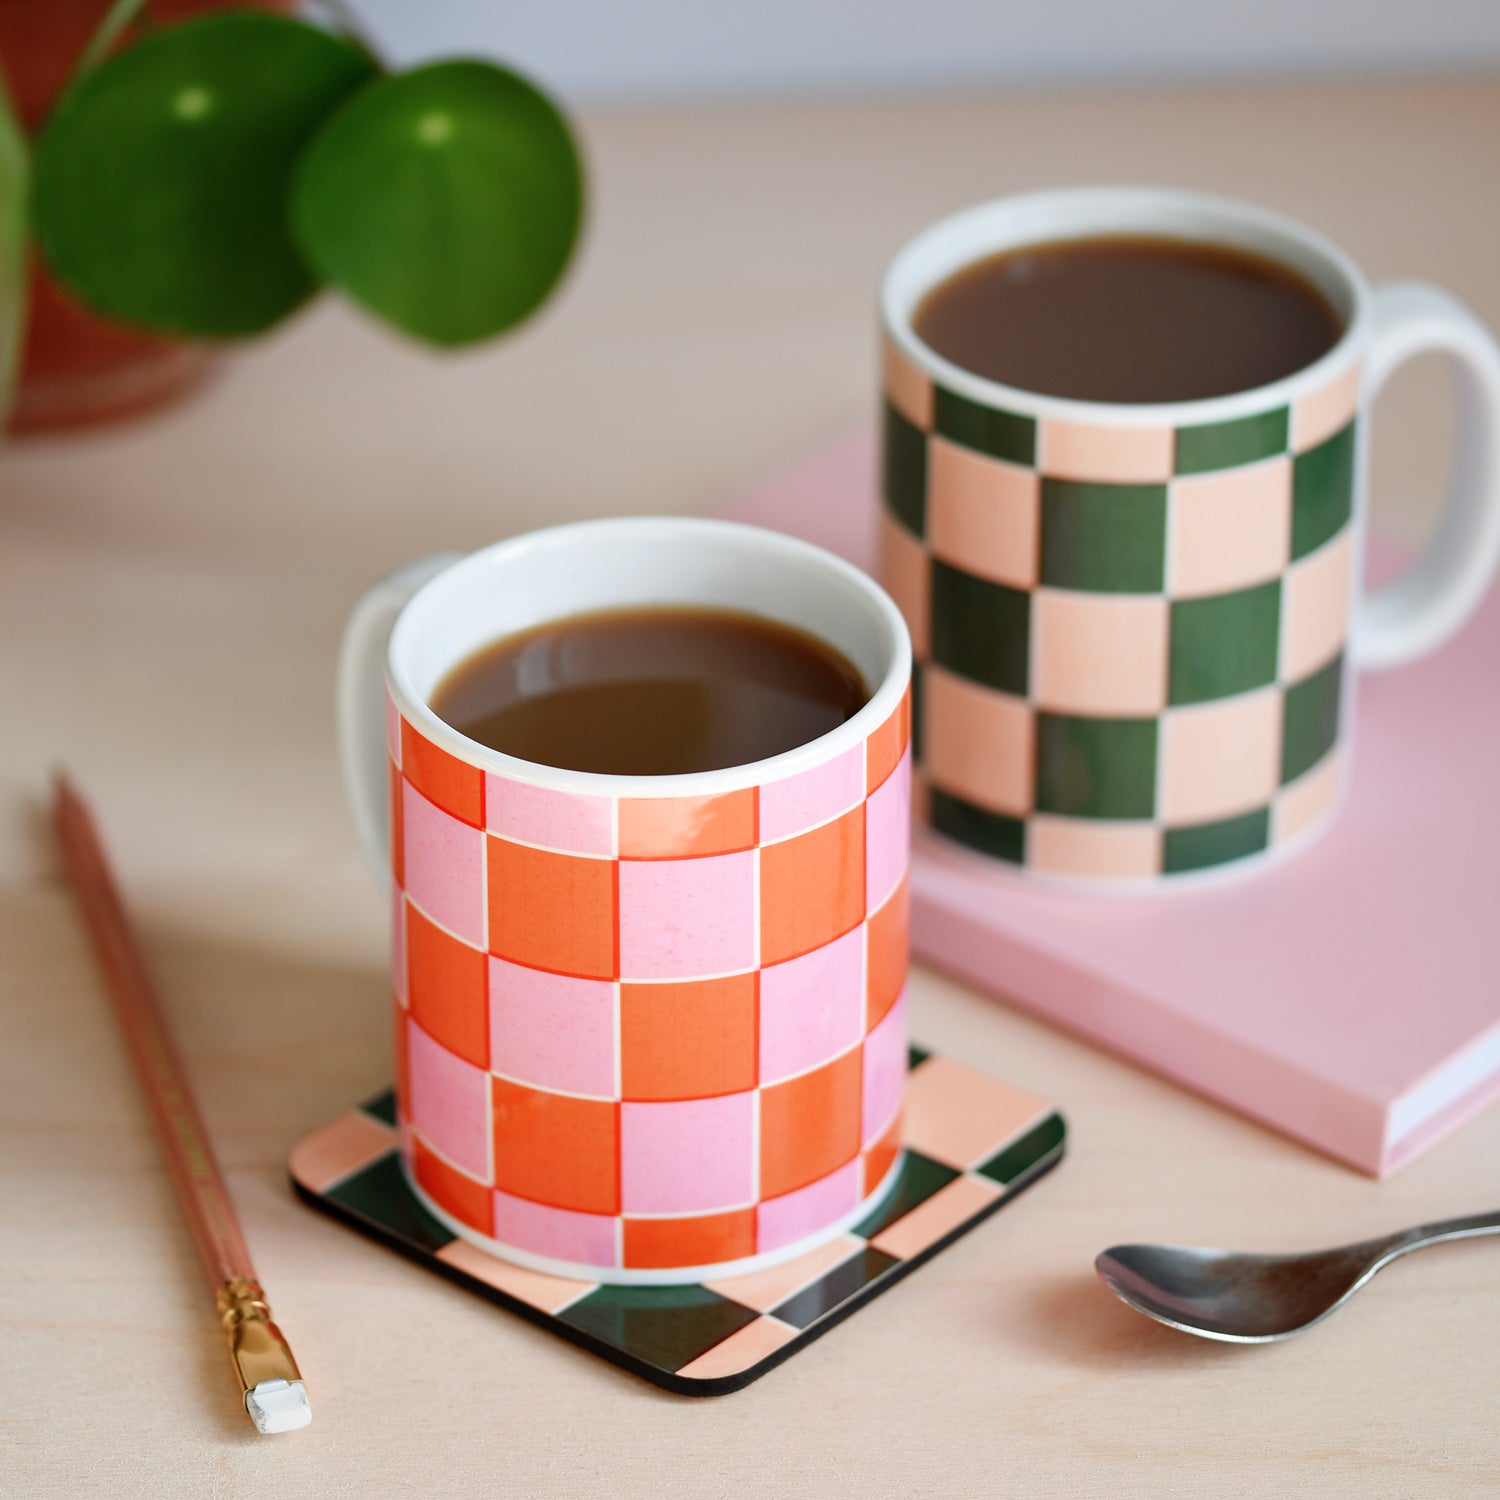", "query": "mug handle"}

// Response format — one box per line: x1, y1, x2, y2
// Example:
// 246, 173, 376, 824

336, 553, 462, 870
1355, 282, 1500, 670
